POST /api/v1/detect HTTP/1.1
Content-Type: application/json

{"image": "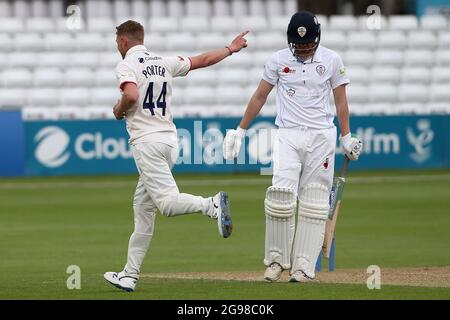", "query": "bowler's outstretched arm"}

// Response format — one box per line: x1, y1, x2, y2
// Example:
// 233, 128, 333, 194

189, 31, 249, 70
